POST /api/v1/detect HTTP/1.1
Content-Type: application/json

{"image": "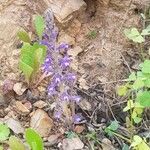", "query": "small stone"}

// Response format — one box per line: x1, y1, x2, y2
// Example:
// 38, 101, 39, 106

58, 32, 75, 46
78, 77, 89, 90
68, 46, 83, 58
48, 134, 60, 146
30, 109, 53, 137
101, 138, 116, 150
62, 137, 84, 150
79, 99, 92, 111
15, 101, 30, 114
47, 0, 86, 23
74, 125, 85, 134
24, 101, 32, 110
13, 82, 27, 96
67, 19, 81, 37
33, 100, 48, 109
5, 118, 24, 134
